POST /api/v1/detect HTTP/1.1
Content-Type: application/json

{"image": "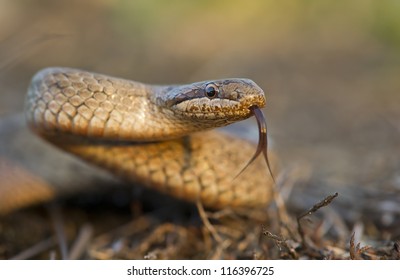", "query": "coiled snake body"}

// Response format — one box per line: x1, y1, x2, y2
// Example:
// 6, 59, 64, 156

2, 68, 275, 212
